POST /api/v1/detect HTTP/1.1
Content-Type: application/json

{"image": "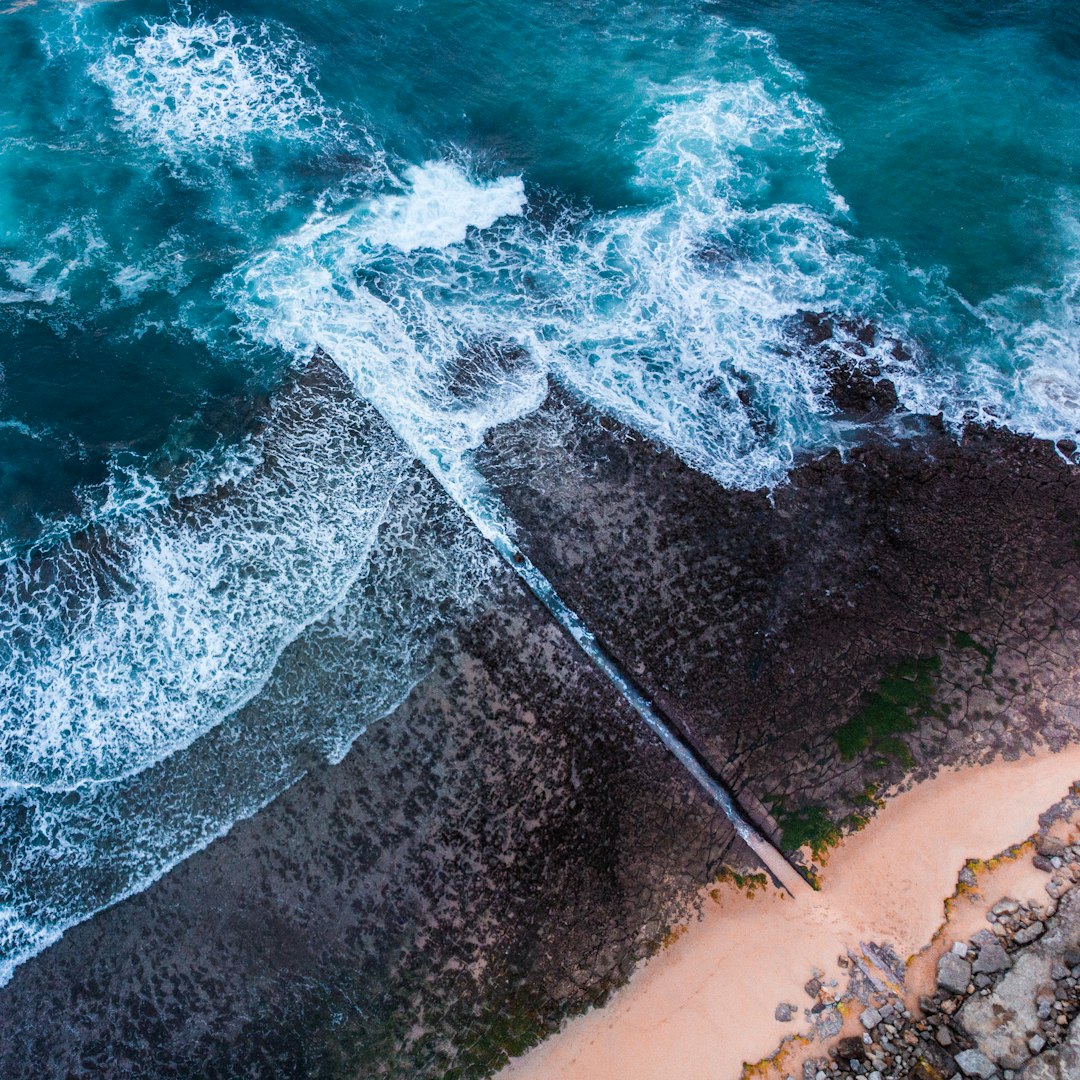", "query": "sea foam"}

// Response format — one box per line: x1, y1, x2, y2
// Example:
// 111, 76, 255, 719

229, 35, 905, 491
90, 16, 341, 170
0, 368, 409, 790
